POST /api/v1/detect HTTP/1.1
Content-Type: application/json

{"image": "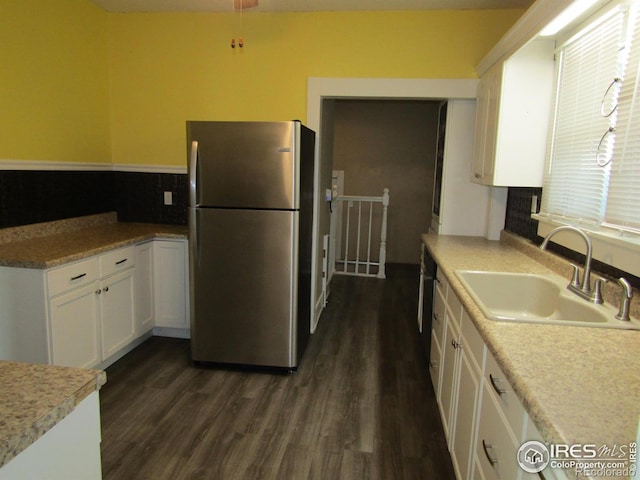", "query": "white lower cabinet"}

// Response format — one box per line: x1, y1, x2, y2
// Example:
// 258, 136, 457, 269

99, 268, 136, 360
153, 239, 189, 332
135, 241, 154, 335
0, 237, 190, 369
430, 267, 564, 480
475, 378, 521, 480
47, 245, 137, 368
0, 391, 102, 480
49, 283, 101, 369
